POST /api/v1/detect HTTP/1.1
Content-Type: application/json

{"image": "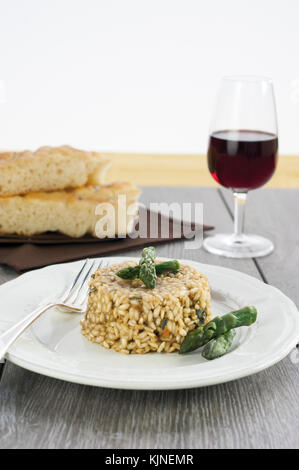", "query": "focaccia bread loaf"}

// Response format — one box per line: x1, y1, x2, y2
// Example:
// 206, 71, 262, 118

0, 182, 141, 238
0, 145, 111, 196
